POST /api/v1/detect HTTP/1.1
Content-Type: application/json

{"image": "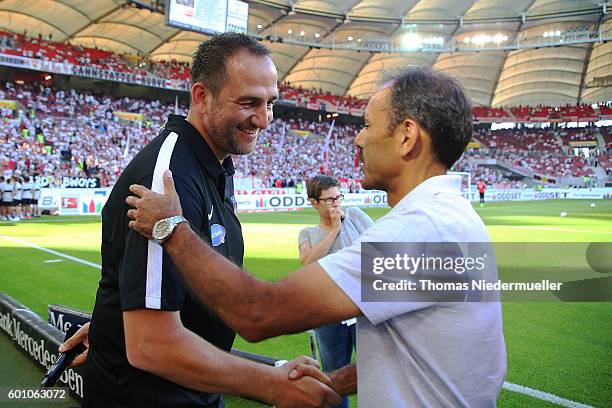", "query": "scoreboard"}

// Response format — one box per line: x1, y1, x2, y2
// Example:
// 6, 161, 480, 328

165, 0, 249, 35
